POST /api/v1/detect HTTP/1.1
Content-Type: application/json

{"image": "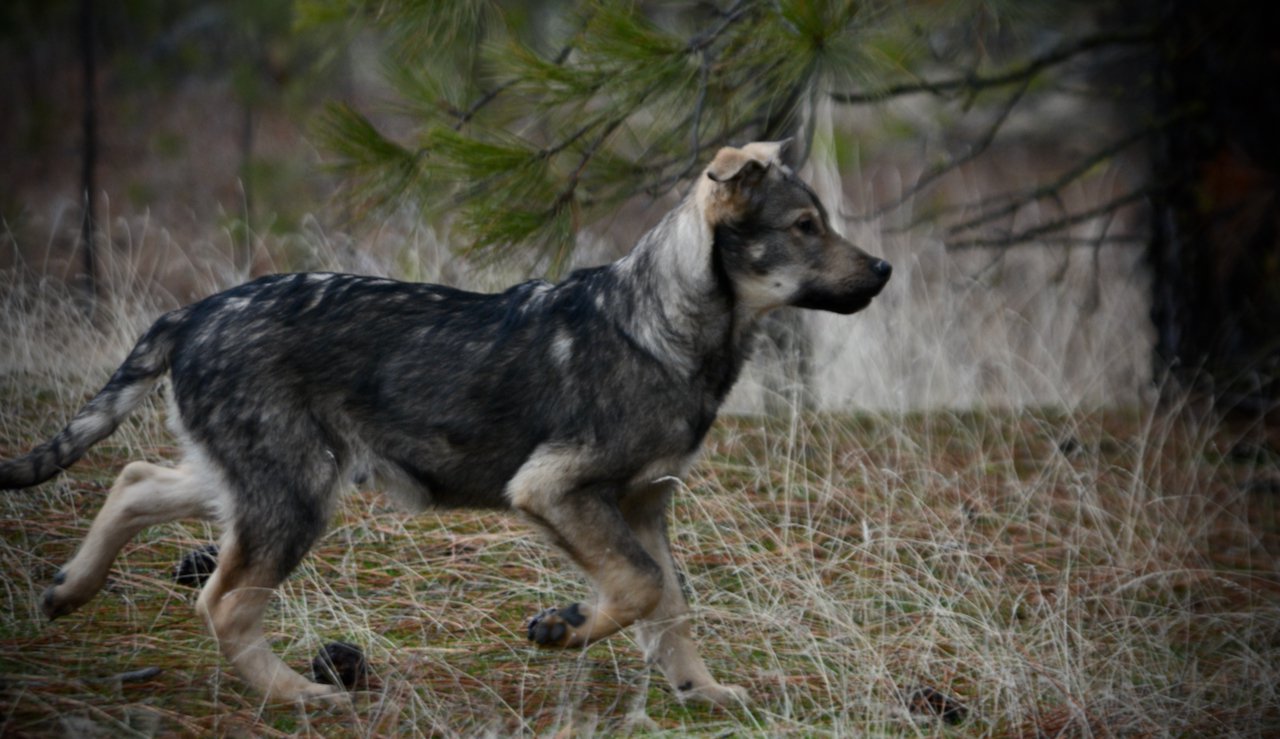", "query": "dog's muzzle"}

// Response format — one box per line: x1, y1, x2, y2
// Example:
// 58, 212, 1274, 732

793, 258, 892, 315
